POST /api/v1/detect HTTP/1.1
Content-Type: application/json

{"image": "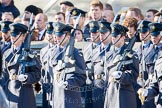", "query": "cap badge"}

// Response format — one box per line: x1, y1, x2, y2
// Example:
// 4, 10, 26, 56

140, 24, 144, 28
10, 26, 14, 32
160, 31, 162, 36
111, 27, 115, 32
55, 25, 60, 32
90, 22, 95, 28
1, 23, 5, 28
72, 10, 77, 16
100, 23, 104, 28
47, 24, 51, 29
151, 25, 155, 31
